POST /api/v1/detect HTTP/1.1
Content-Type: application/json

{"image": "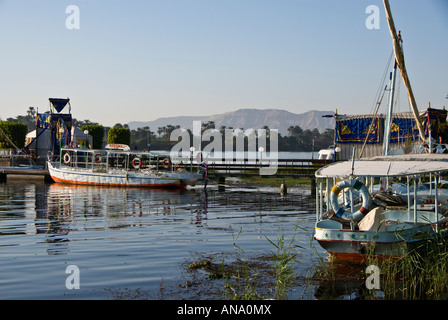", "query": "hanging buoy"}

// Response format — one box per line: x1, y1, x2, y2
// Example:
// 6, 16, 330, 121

330, 178, 372, 221
132, 157, 141, 169
63, 152, 71, 165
